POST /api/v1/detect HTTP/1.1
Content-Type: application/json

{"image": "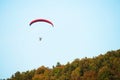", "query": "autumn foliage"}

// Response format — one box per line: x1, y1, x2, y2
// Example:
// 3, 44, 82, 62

7, 49, 120, 80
